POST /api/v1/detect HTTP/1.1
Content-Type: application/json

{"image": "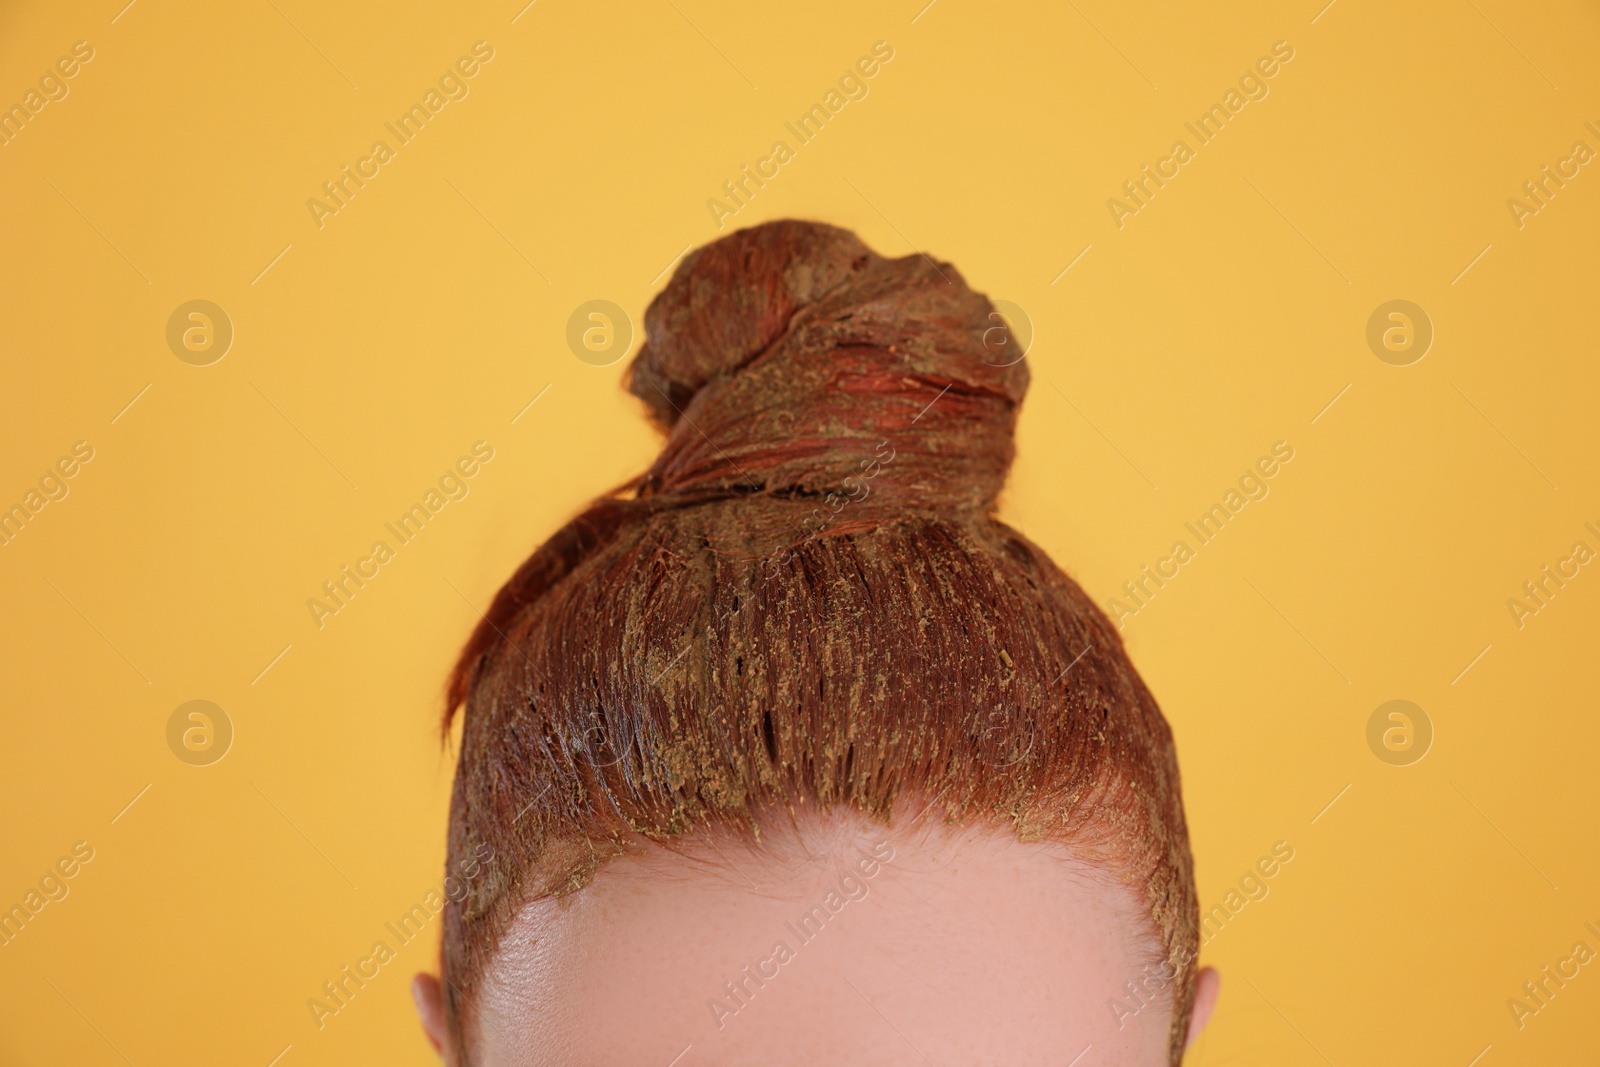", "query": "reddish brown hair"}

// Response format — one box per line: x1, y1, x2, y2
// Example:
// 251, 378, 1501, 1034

441, 220, 1197, 1062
